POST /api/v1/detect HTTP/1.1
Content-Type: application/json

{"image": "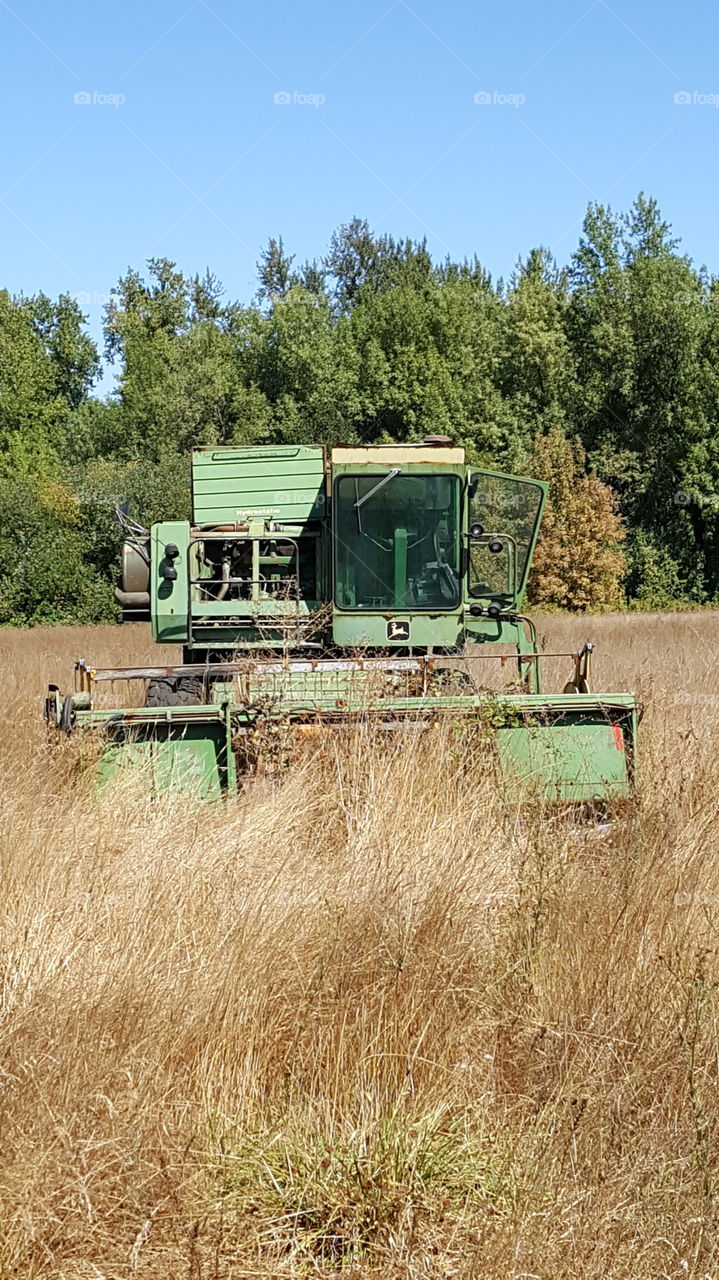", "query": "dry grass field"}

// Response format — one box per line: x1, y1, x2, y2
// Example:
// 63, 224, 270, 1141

1, 613, 719, 1278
